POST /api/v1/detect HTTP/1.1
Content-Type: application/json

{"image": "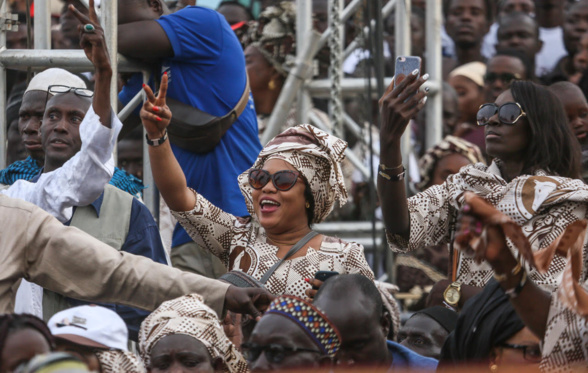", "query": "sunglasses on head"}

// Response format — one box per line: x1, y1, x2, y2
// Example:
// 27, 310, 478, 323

476, 102, 527, 126
248, 169, 301, 191
483, 72, 521, 85
241, 343, 321, 364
